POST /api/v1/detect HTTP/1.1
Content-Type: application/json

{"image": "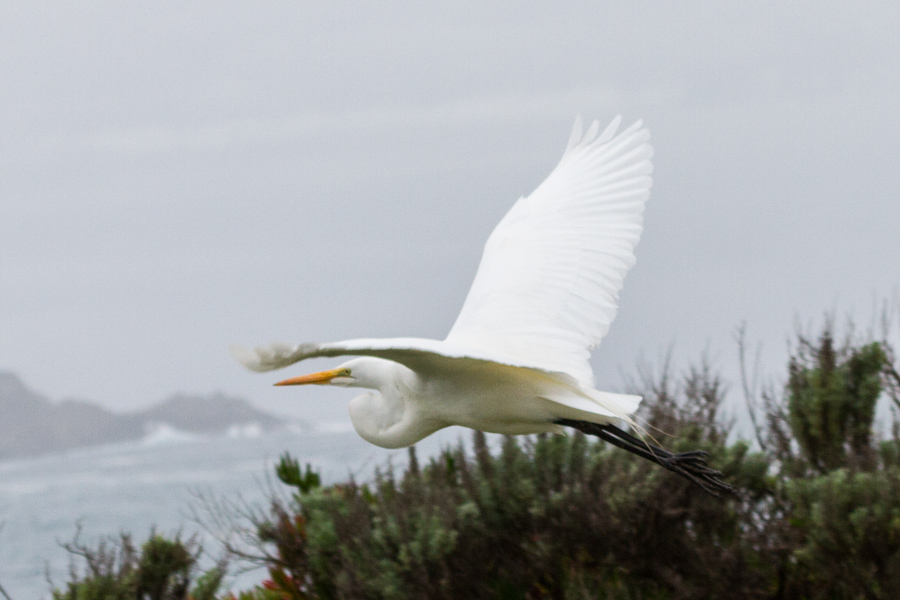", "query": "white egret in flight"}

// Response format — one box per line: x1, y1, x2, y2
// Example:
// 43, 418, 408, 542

236, 116, 731, 496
